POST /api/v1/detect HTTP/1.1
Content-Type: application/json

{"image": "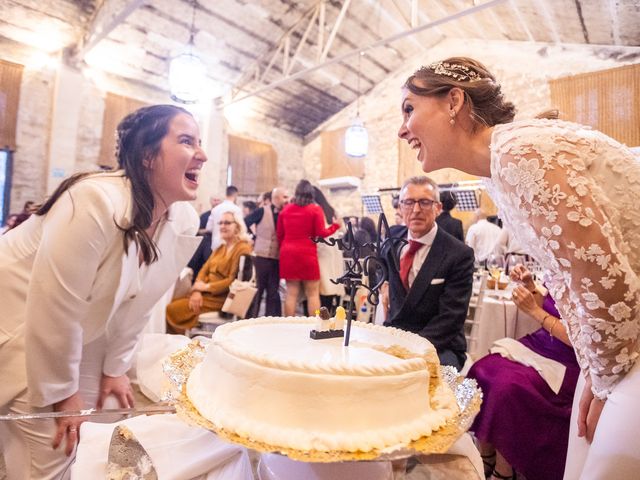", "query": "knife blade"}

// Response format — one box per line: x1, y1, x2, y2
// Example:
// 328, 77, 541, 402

0, 404, 175, 421
106, 425, 158, 480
